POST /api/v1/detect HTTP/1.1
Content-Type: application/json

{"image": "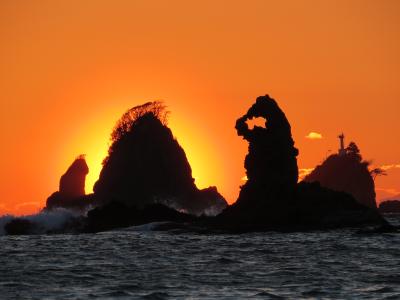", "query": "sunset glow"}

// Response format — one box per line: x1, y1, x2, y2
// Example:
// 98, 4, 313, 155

1, 0, 400, 215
